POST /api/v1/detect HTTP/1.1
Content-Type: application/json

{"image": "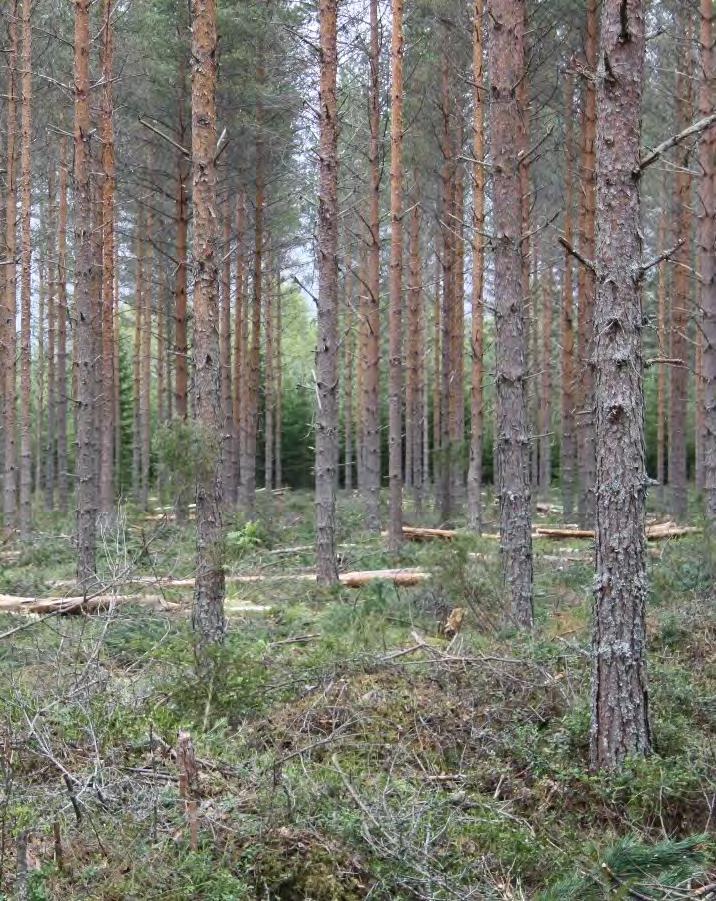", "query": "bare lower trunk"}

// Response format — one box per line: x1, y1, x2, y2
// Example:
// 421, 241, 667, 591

539, 267, 553, 494
45, 173, 57, 511
275, 276, 283, 489
99, 0, 115, 514
406, 201, 422, 509
315, 0, 340, 584
361, 0, 382, 532
343, 272, 355, 491
700, 0, 716, 522
18, 0, 32, 537
590, 0, 651, 771
670, 50, 693, 522
140, 211, 152, 511
467, 0, 485, 532
488, 0, 533, 628
57, 137, 69, 515
233, 192, 247, 500
190, 0, 226, 654
221, 200, 236, 501
3, 4, 18, 529
264, 263, 274, 492
576, 0, 598, 527
74, 0, 97, 585
561, 73, 576, 520
387, 0, 404, 552
656, 203, 668, 506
